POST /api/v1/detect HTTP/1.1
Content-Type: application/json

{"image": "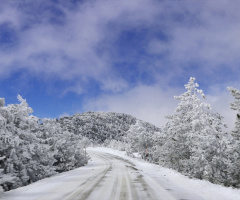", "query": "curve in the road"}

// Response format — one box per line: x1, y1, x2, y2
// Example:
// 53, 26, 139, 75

2, 149, 177, 200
